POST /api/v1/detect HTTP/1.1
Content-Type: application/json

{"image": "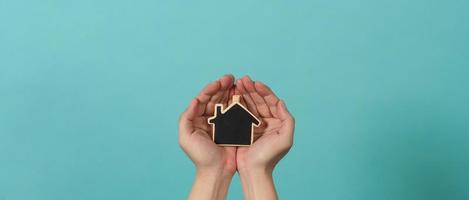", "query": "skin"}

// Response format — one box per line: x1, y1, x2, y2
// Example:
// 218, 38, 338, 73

236, 76, 295, 200
179, 74, 237, 200
179, 75, 295, 200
